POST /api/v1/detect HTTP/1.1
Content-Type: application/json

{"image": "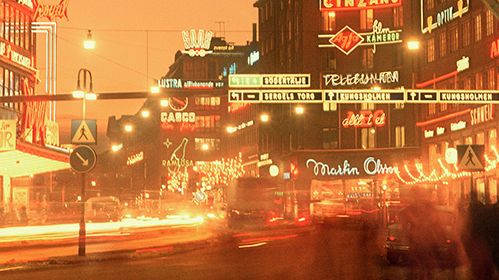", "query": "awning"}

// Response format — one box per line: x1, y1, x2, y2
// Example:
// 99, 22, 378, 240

0, 141, 70, 178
